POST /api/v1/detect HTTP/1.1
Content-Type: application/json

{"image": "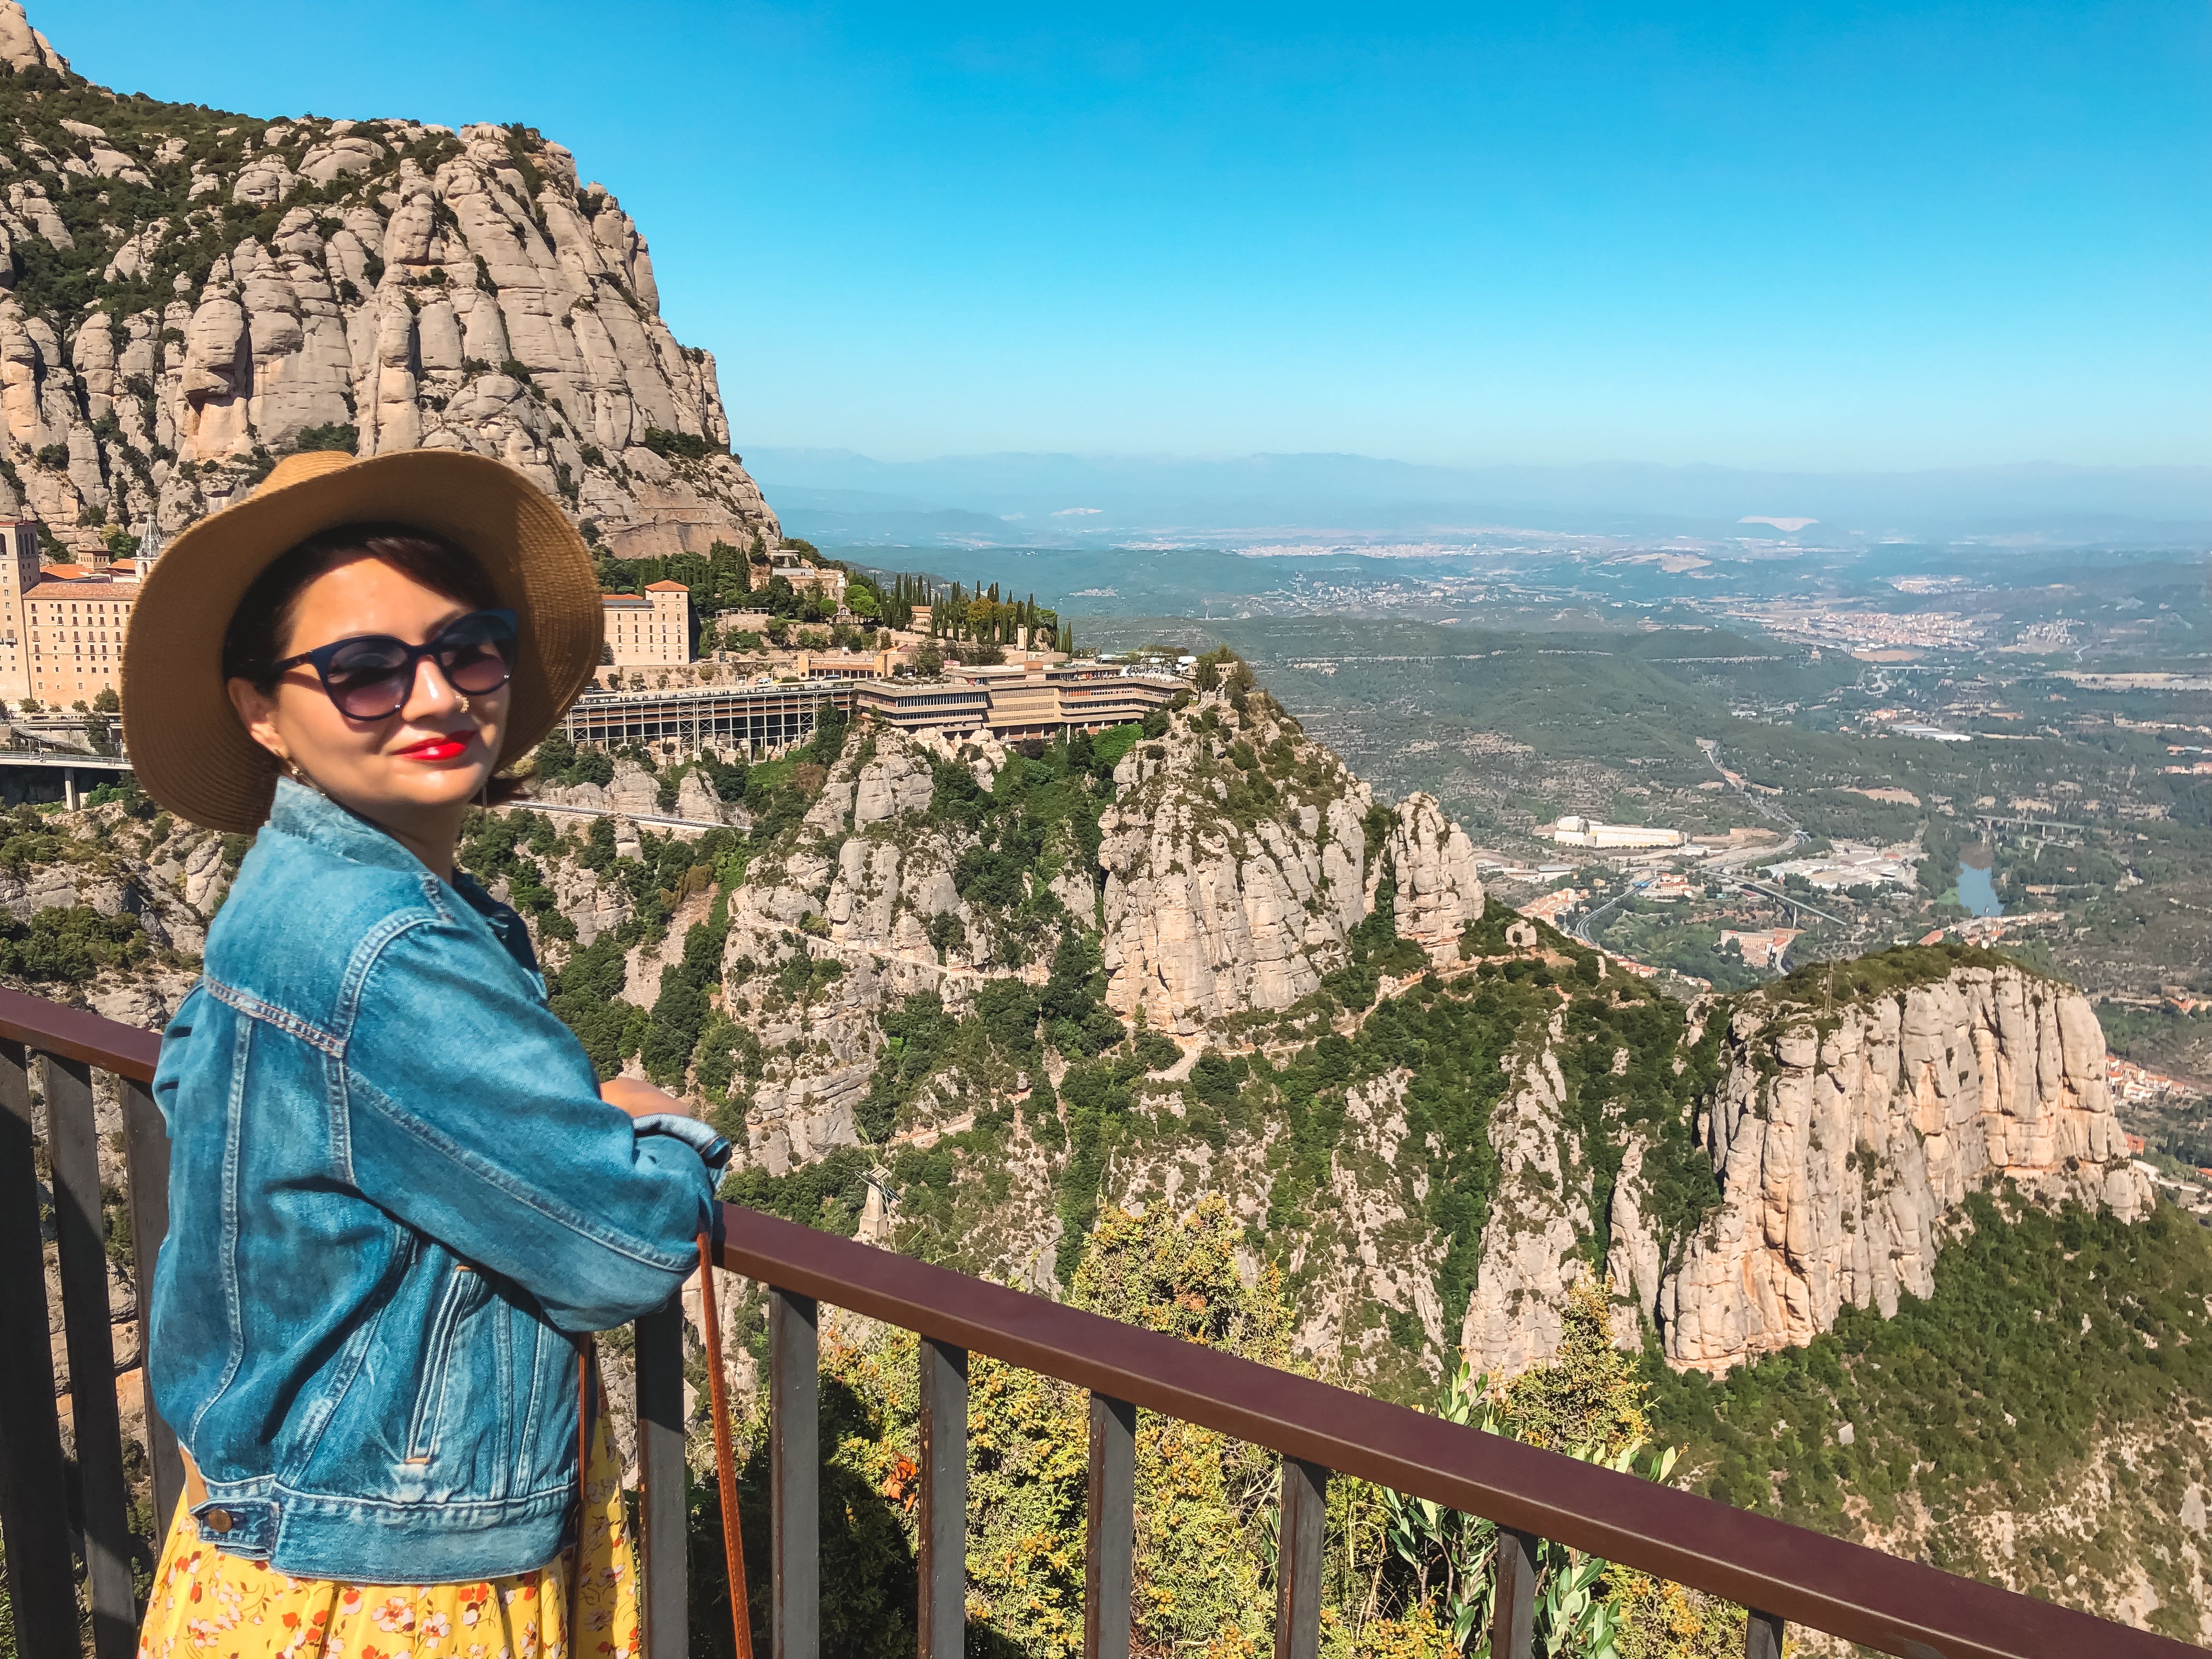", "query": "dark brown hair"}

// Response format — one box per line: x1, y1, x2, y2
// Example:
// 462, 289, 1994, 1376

222, 522, 530, 803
